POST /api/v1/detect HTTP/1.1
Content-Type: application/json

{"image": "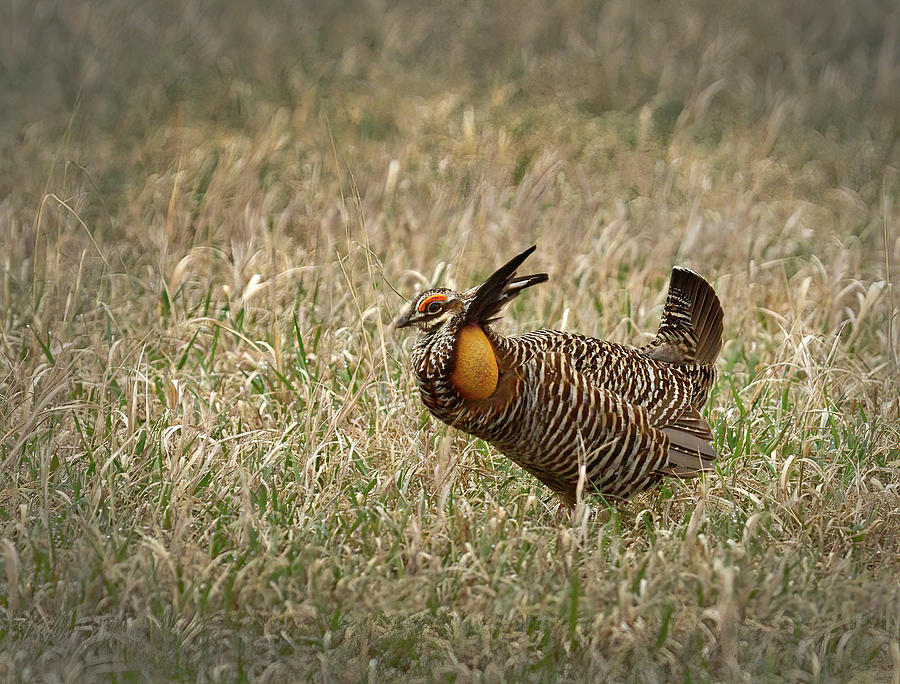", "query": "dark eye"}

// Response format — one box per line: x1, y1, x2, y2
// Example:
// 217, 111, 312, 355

426, 300, 443, 314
